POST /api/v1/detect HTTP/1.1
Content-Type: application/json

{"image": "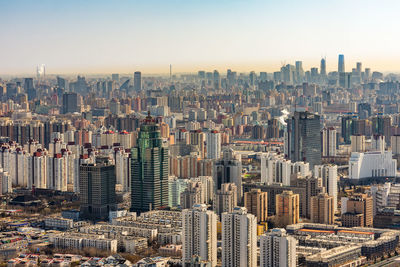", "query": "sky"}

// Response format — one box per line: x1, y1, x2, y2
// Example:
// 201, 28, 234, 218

1, 0, 400, 75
